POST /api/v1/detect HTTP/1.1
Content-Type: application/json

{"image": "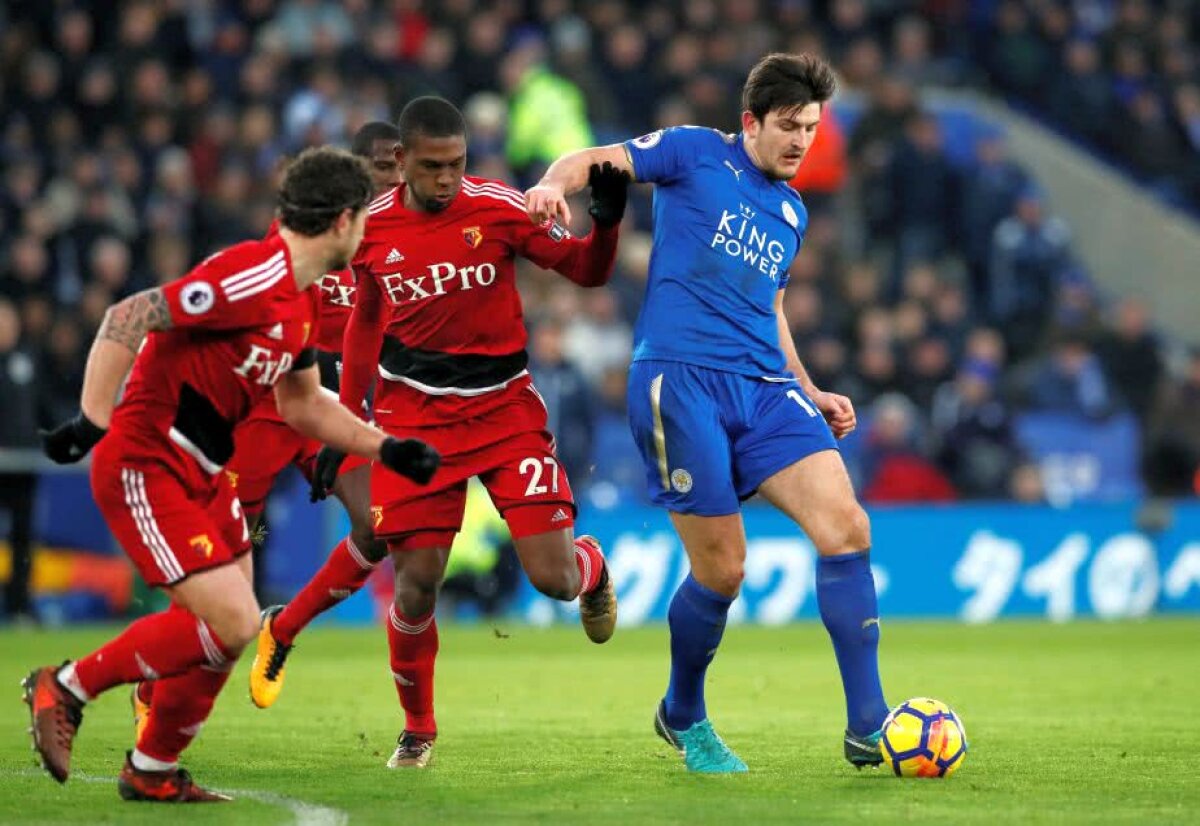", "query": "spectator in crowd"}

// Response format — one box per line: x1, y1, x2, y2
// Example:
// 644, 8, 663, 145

527, 318, 593, 486
1095, 296, 1163, 426
959, 131, 1029, 314
886, 112, 959, 288
1144, 347, 1200, 496
585, 363, 645, 505
932, 358, 1022, 499
988, 185, 1073, 360
0, 299, 40, 623
861, 393, 958, 504
1019, 331, 1122, 420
